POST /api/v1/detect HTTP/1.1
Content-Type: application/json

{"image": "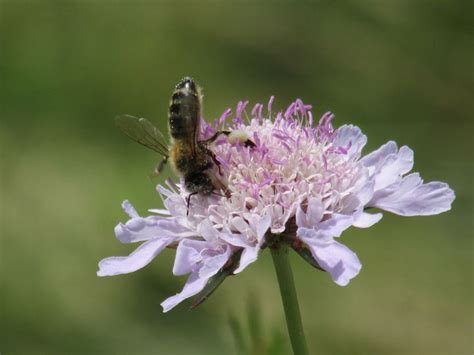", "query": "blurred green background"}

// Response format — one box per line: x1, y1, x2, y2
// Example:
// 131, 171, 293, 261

1, 1, 472, 354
